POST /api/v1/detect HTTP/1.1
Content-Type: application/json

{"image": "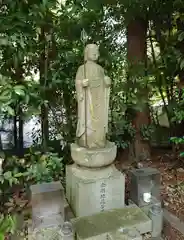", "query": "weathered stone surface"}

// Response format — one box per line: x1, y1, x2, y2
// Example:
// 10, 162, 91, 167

75, 43, 111, 149
71, 206, 152, 239
140, 197, 162, 215
76, 233, 108, 240
107, 228, 143, 239
31, 182, 64, 225
129, 168, 160, 207
28, 222, 74, 240
66, 164, 125, 217
32, 214, 64, 230
148, 205, 163, 238
163, 208, 184, 238
64, 198, 75, 221
71, 141, 117, 168
28, 226, 63, 240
